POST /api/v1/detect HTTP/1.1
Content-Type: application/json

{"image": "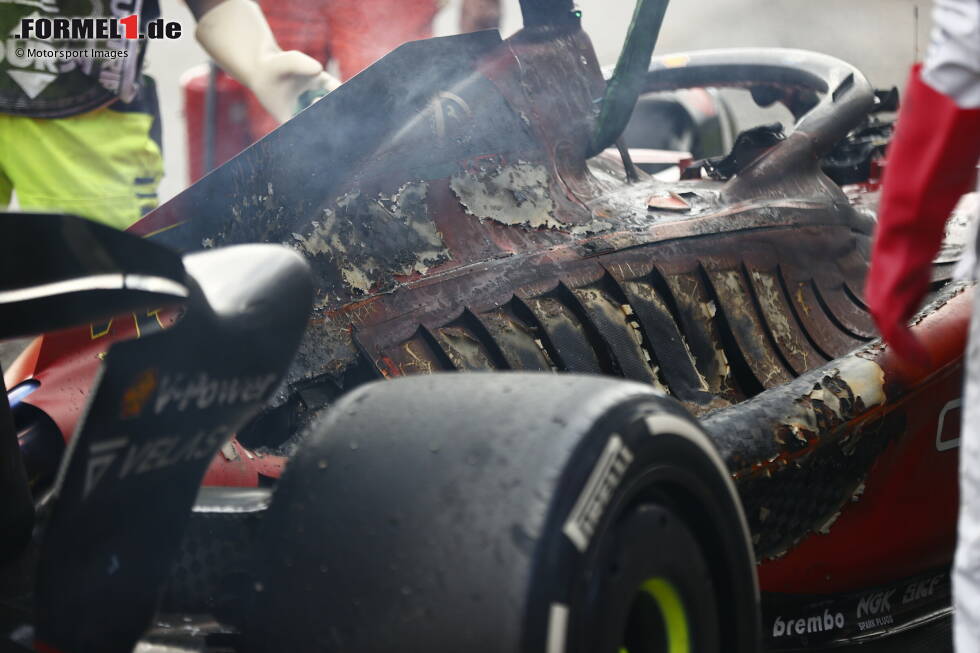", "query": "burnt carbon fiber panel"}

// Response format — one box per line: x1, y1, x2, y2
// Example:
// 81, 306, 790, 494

617, 276, 713, 404
746, 265, 830, 375
780, 263, 868, 358
662, 270, 741, 403
429, 323, 499, 371
355, 232, 881, 414
836, 247, 869, 307
703, 265, 795, 389
812, 276, 876, 340
475, 303, 554, 371
724, 393, 901, 558
377, 329, 454, 377
520, 295, 603, 374
569, 283, 667, 390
